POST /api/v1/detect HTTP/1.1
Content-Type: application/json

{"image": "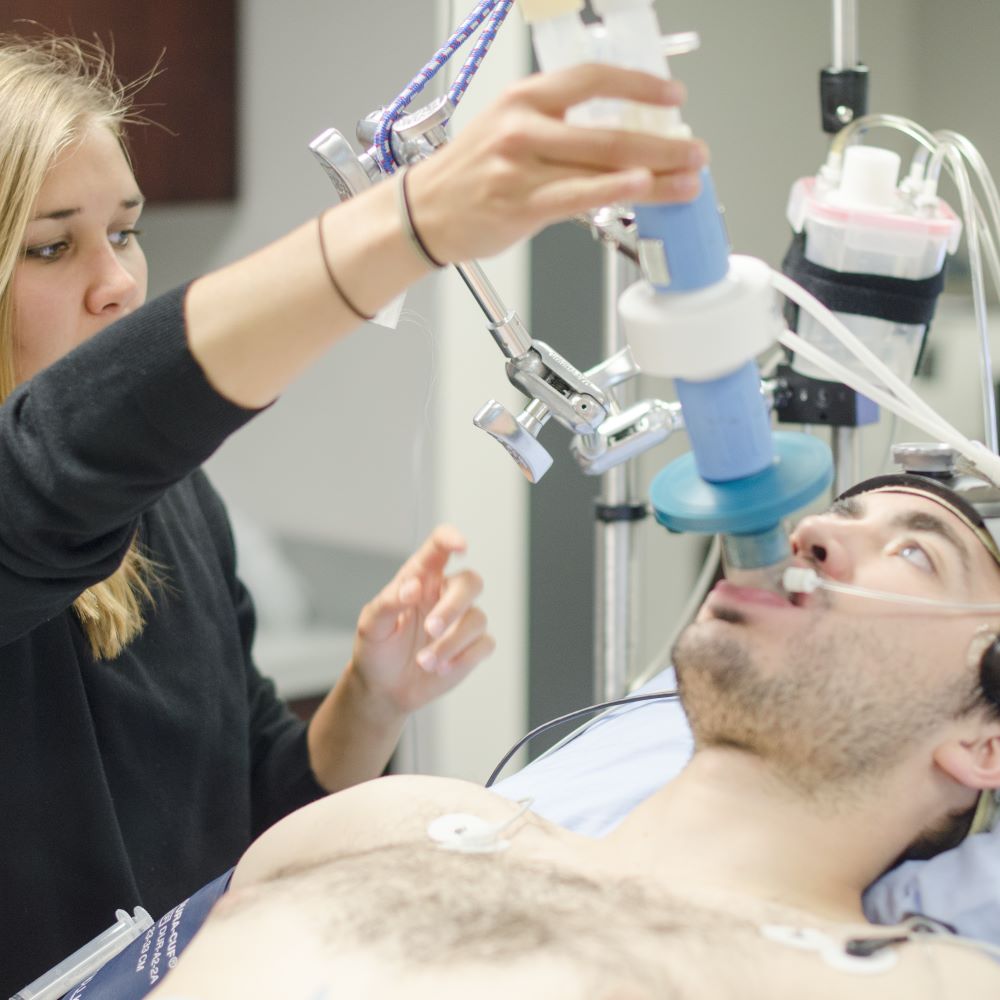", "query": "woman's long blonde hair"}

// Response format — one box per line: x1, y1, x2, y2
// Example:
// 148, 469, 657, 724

0, 35, 159, 659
